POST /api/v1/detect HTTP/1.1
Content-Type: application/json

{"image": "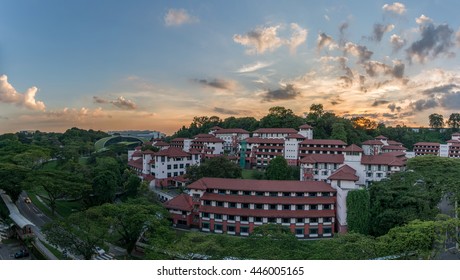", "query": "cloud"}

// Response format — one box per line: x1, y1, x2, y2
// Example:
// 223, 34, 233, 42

362, 60, 404, 80
372, 23, 395, 42
324, 15, 330, 21
456, 28, 460, 47
0, 116, 8, 120
415, 14, 433, 25
194, 79, 237, 91
164, 9, 198, 26
233, 25, 284, 54
213, 107, 252, 115
422, 84, 459, 96
388, 103, 402, 112
382, 2, 407, 15
287, 23, 308, 54
440, 92, 460, 109
410, 99, 439, 111
372, 100, 390, 106
406, 23, 455, 63
45, 107, 111, 120
261, 84, 300, 102
93, 96, 137, 110
233, 23, 307, 55
236, 61, 272, 73
344, 42, 373, 62
317, 33, 338, 52
390, 34, 406, 52
0, 75, 46, 111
